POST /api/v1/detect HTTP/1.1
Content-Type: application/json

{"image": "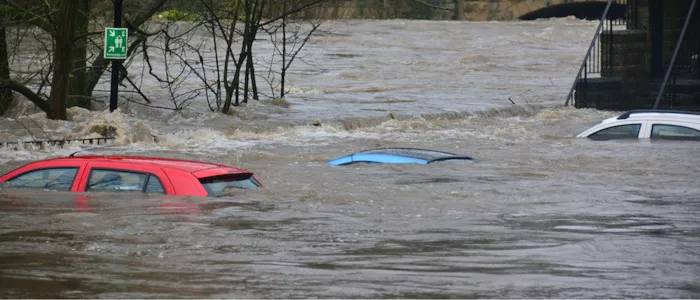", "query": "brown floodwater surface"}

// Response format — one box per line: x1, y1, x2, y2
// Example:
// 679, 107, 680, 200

1, 19, 699, 298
